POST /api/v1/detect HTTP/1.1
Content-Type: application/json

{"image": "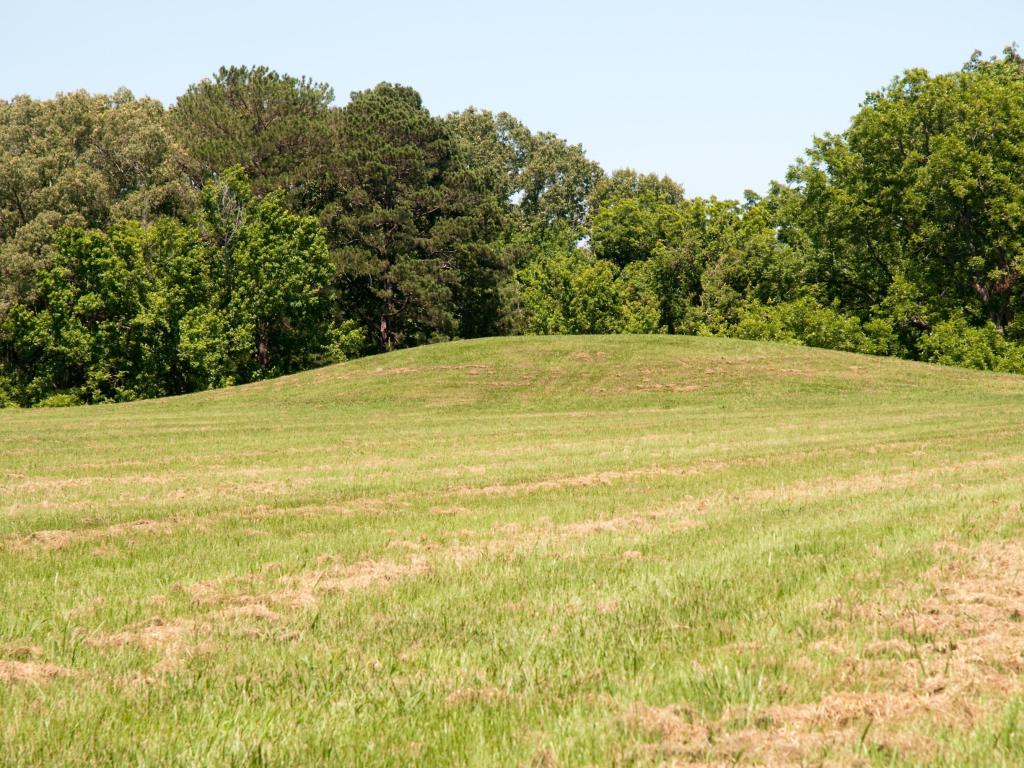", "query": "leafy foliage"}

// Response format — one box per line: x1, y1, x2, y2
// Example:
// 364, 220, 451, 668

789, 49, 1024, 335
1, 169, 340, 405
170, 66, 334, 206
323, 85, 503, 351
185, 169, 337, 386
6, 51, 1024, 405
726, 297, 898, 355
446, 108, 604, 243
919, 316, 1024, 372
515, 246, 623, 334
0, 90, 192, 312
